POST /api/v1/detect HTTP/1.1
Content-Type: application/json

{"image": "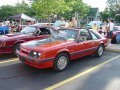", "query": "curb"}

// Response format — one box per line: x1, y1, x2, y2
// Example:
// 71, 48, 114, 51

105, 47, 120, 53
